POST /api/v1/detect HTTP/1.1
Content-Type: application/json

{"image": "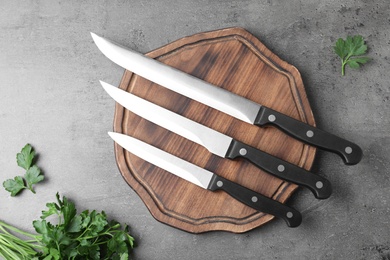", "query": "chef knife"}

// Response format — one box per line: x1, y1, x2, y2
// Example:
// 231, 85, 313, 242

91, 32, 363, 165
108, 132, 302, 227
101, 81, 331, 199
